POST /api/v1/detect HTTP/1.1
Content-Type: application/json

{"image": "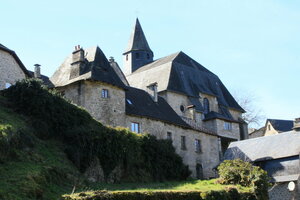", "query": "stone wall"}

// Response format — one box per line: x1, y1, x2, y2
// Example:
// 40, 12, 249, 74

59, 80, 126, 127
0, 50, 26, 90
125, 115, 220, 179
265, 121, 279, 136
228, 108, 243, 121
